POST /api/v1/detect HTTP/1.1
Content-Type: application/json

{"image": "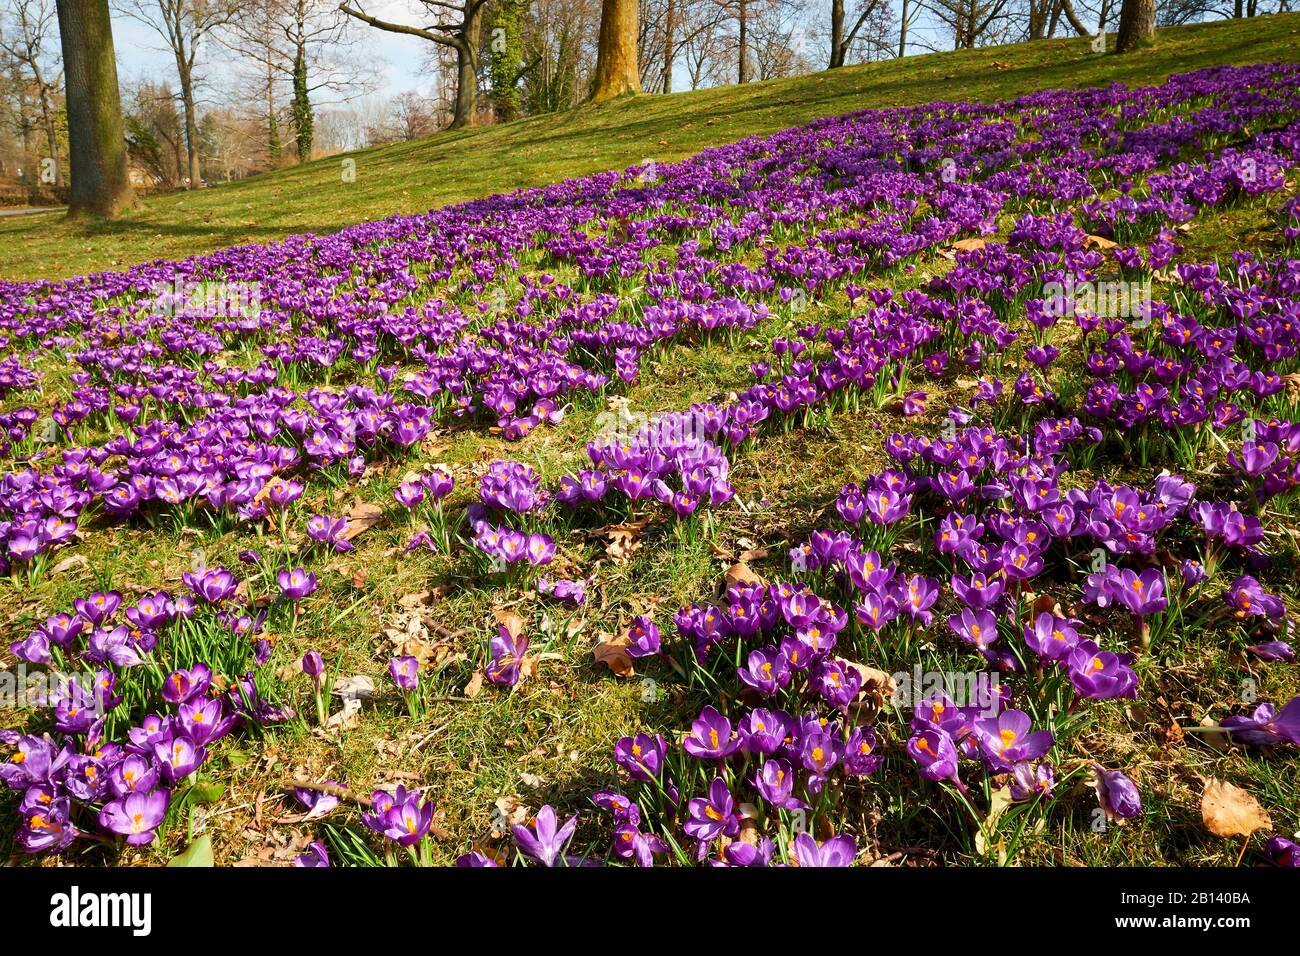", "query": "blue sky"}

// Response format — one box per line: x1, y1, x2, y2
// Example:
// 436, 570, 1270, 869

110, 2, 433, 100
